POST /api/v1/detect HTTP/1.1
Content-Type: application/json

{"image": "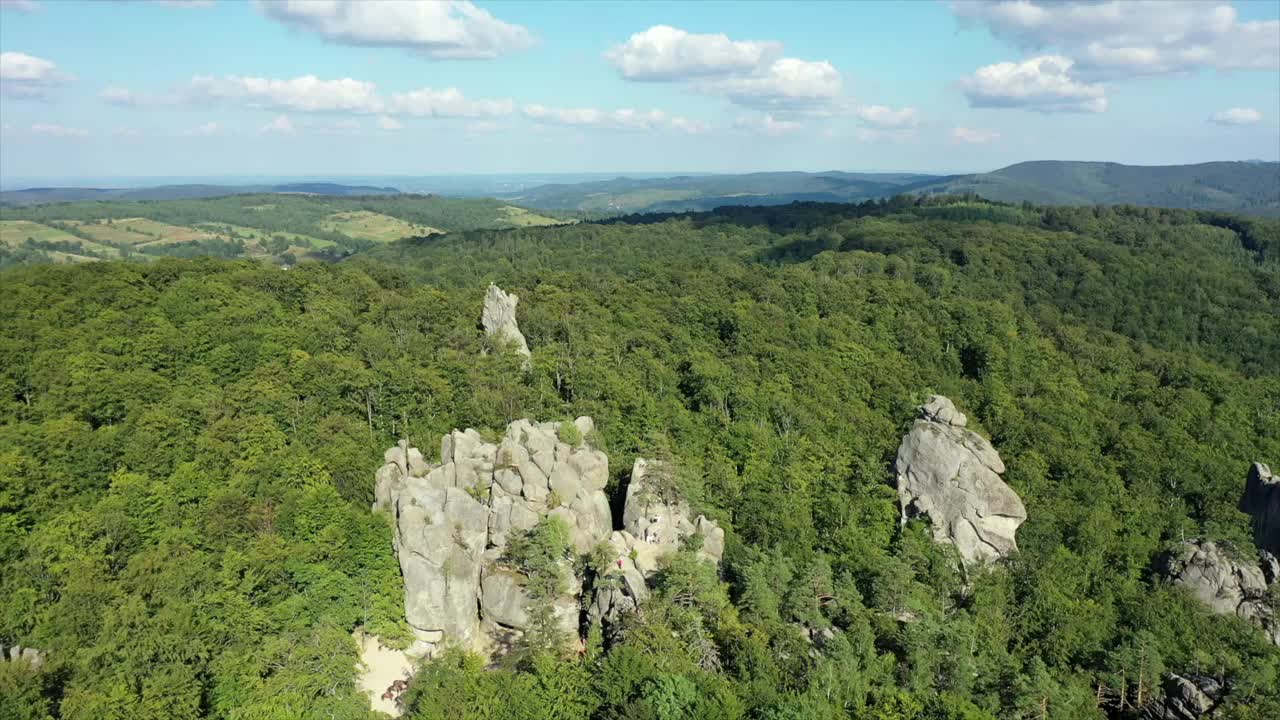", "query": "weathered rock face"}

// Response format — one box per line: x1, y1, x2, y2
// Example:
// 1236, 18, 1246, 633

1158, 541, 1279, 646
375, 417, 610, 658
589, 459, 725, 628
1240, 462, 1279, 557
1145, 674, 1222, 720
481, 284, 531, 361
895, 395, 1026, 565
